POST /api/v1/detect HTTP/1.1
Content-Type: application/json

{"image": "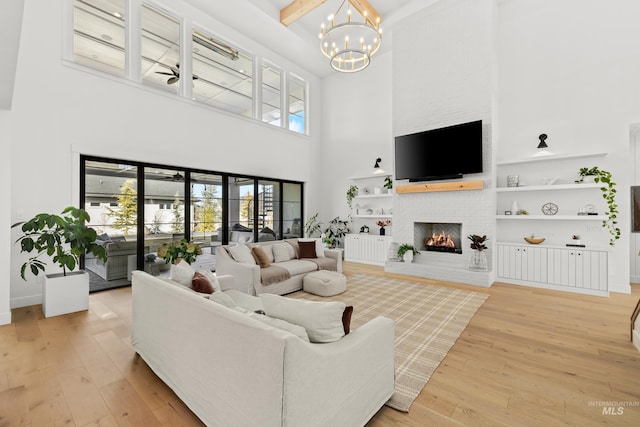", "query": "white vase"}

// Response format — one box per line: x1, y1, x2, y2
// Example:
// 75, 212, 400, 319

582, 175, 595, 184
468, 251, 488, 272
403, 251, 414, 263
511, 201, 519, 215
